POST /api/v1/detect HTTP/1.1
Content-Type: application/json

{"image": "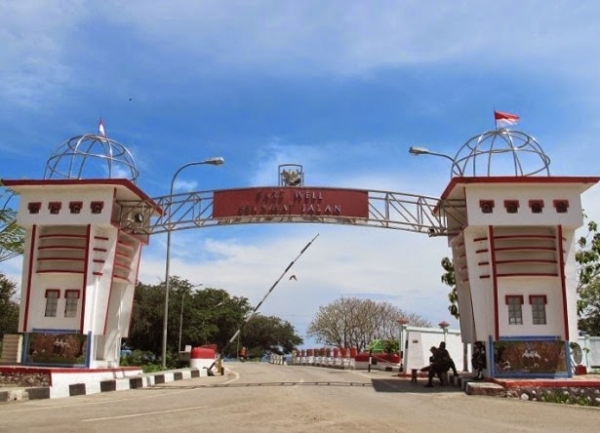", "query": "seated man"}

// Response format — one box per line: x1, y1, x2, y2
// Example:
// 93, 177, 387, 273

423, 346, 450, 387
420, 346, 437, 373
438, 341, 458, 376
